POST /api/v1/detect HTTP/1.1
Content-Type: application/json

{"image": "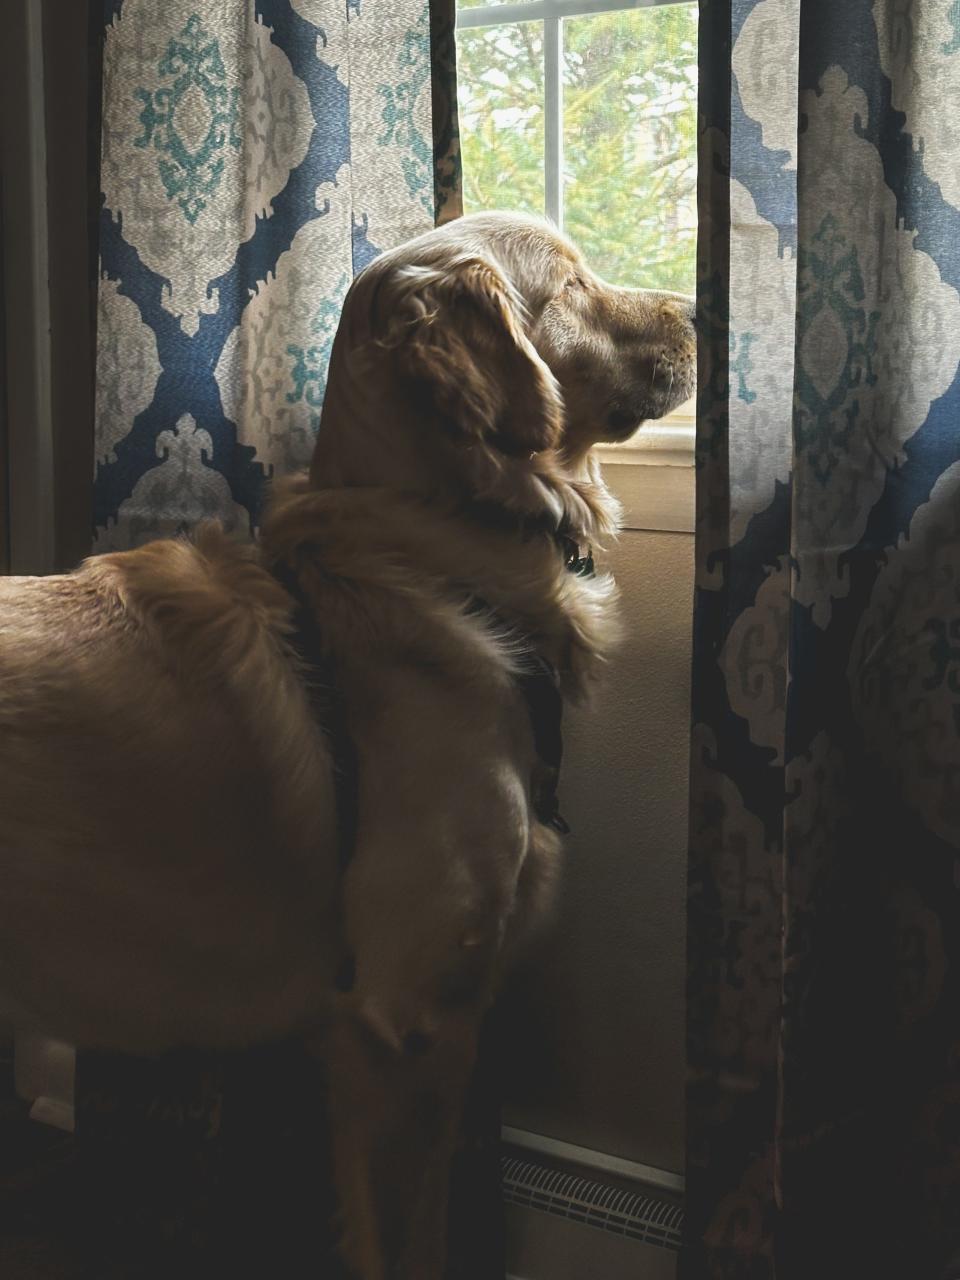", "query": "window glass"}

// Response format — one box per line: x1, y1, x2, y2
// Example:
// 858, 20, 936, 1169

457, 22, 546, 219
456, 3, 698, 294
563, 5, 697, 293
